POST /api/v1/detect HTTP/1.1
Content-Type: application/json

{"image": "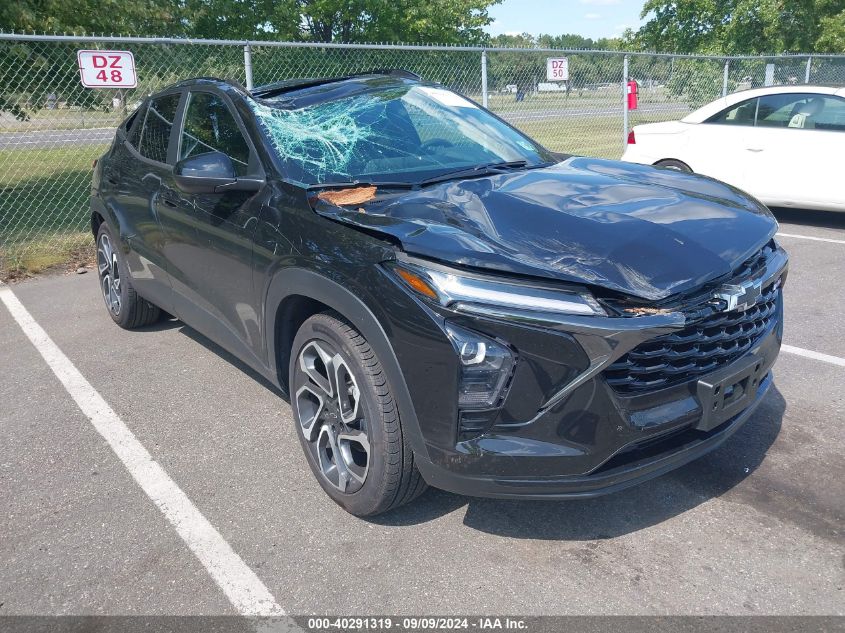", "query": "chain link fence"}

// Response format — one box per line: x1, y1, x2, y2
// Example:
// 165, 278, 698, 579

2, 33, 844, 277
